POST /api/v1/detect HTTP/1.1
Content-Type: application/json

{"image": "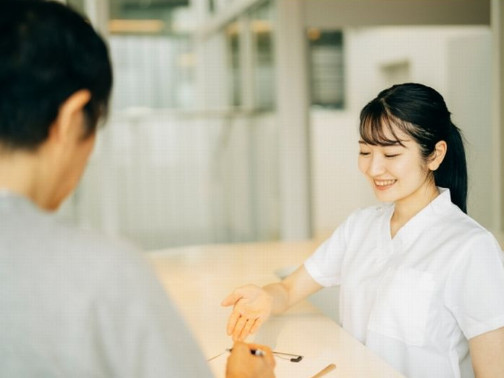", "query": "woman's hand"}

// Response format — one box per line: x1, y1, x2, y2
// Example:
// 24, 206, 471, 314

221, 267, 323, 341
221, 284, 273, 341
226, 341, 275, 378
